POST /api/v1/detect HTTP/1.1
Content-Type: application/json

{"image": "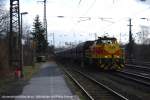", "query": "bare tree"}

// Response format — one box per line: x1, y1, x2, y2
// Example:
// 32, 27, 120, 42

0, 8, 9, 37
0, 5, 10, 70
